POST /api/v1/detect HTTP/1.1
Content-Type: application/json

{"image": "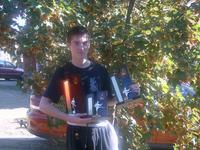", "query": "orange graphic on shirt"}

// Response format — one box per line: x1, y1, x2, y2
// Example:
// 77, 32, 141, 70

73, 76, 79, 85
